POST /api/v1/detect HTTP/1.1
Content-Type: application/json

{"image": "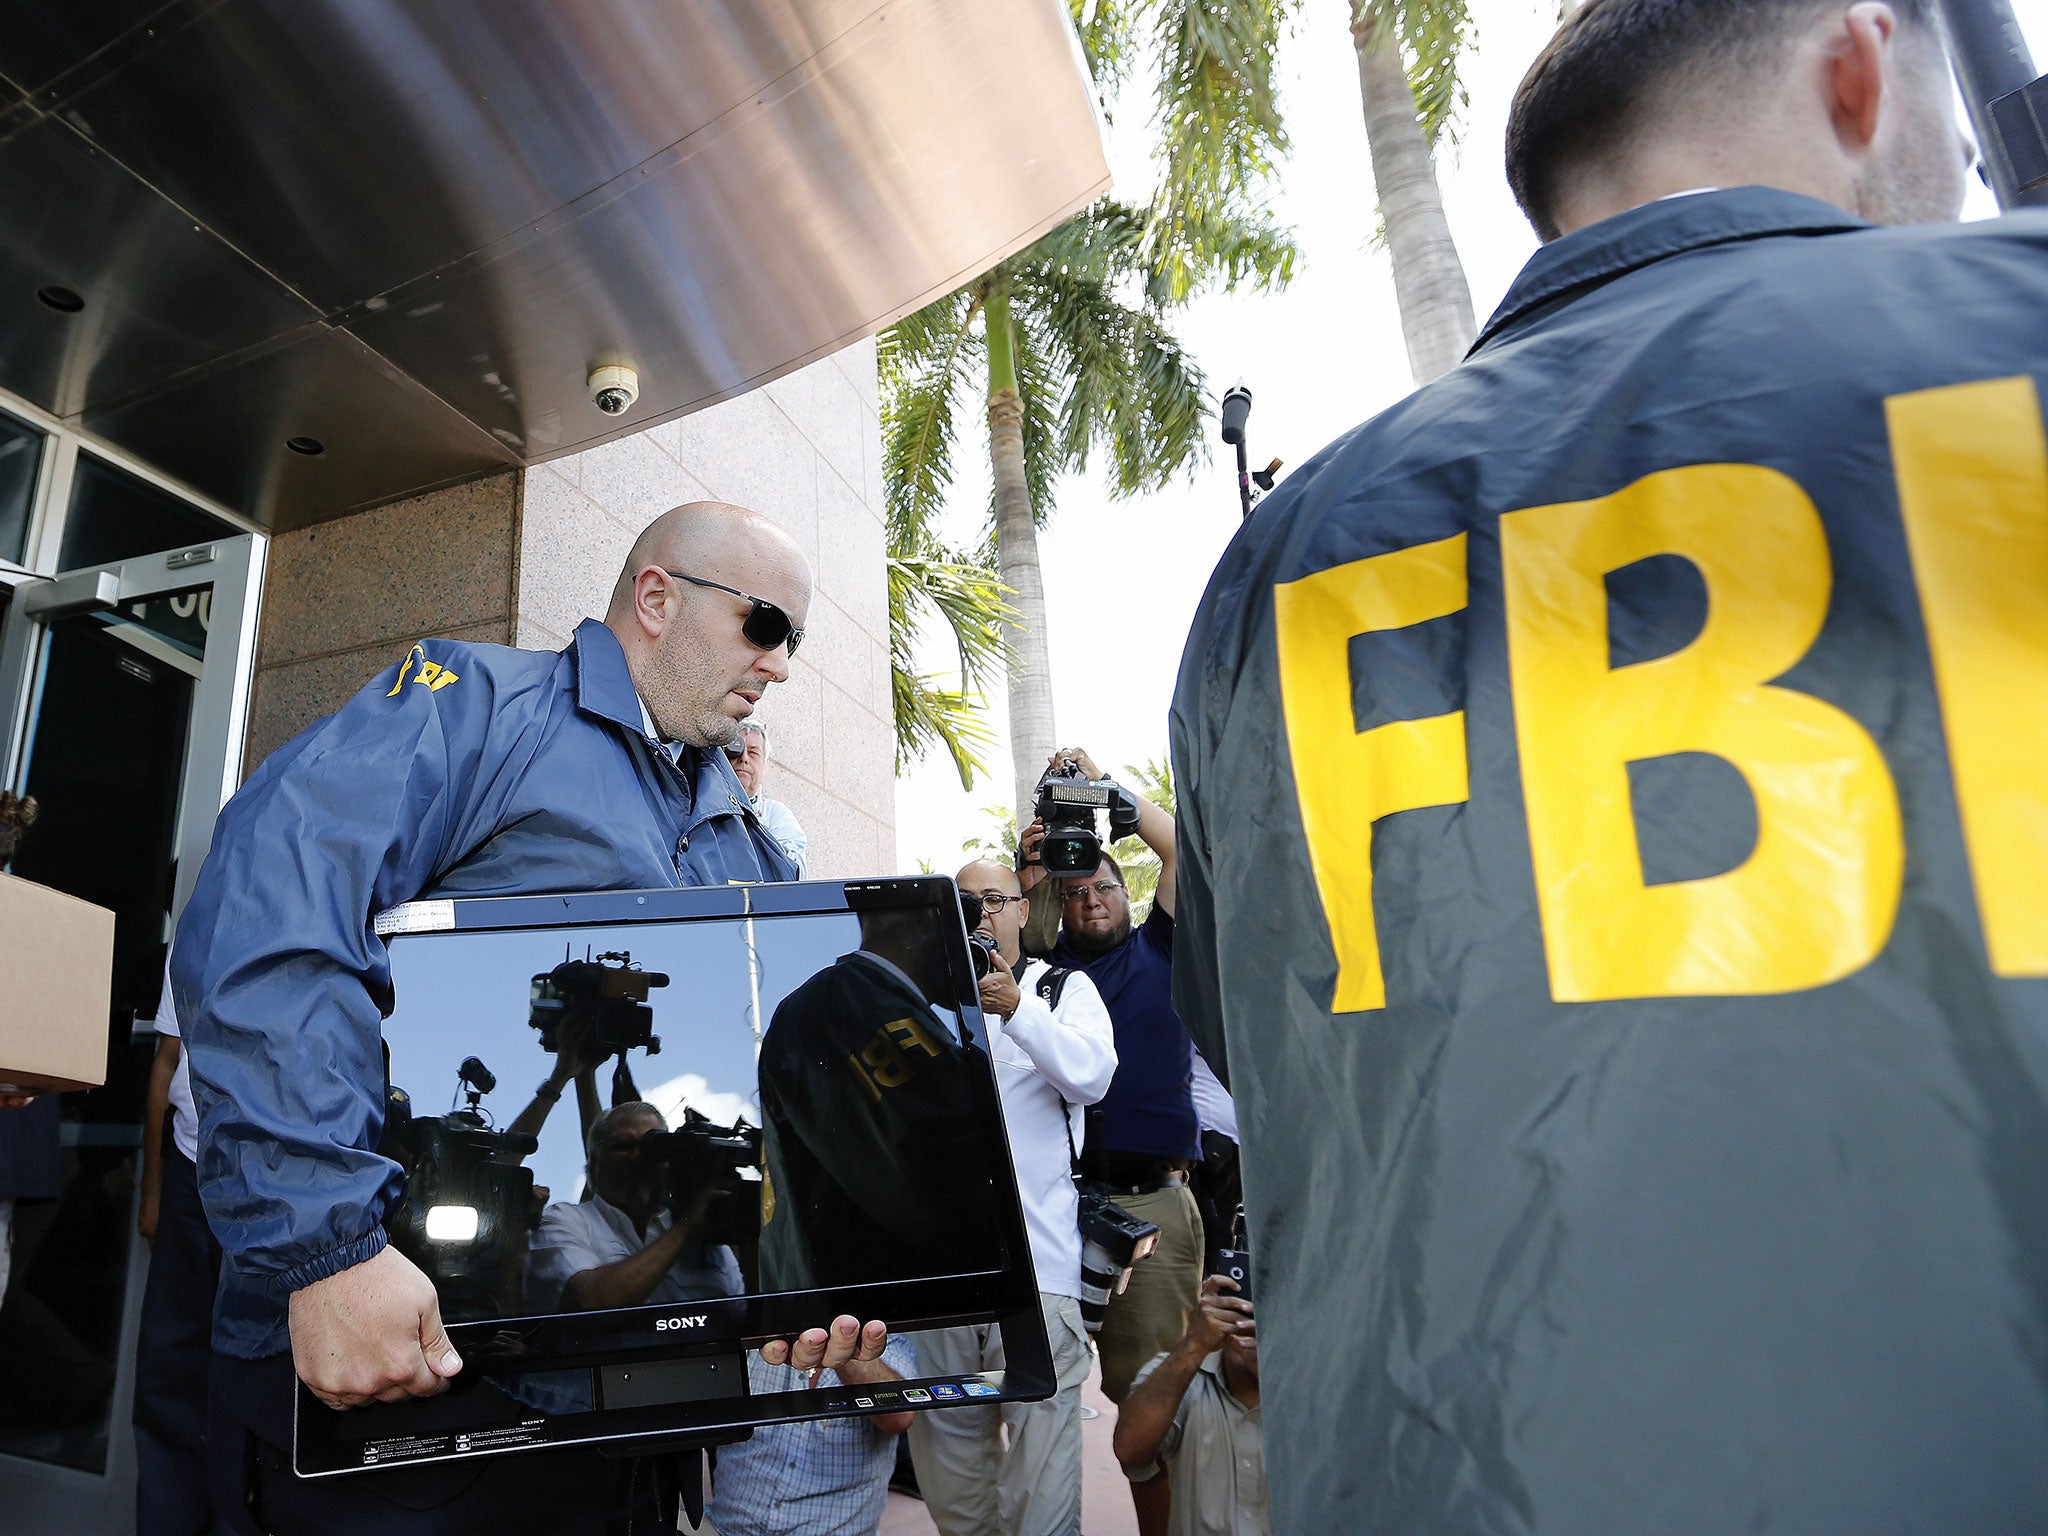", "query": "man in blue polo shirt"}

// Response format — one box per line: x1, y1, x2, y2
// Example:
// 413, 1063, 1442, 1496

1023, 745, 1203, 1536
